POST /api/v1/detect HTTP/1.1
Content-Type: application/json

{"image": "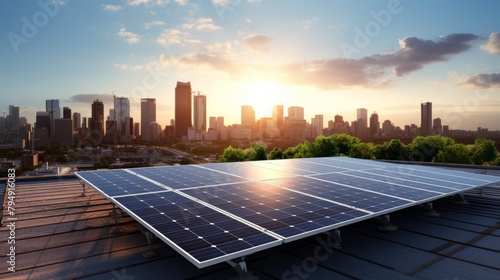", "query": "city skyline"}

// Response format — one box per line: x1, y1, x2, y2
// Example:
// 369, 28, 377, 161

1, 1, 499, 130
